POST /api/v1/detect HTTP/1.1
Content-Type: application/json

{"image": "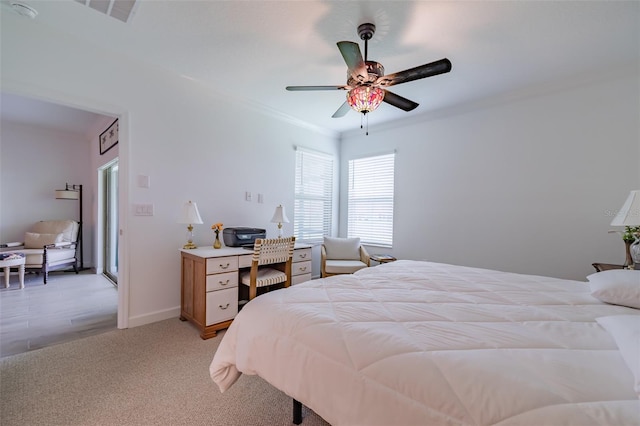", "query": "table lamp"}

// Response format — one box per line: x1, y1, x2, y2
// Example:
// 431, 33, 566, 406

179, 201, 203, 249
610, 190, 640, 267
270, 204, 290, 238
